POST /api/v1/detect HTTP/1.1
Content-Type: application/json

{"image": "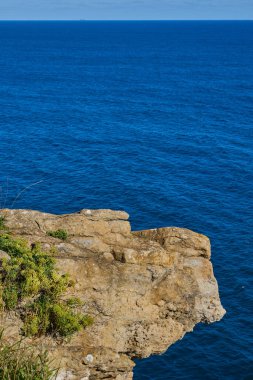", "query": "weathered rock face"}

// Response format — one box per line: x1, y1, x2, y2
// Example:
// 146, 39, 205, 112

0, 208, 225, 379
